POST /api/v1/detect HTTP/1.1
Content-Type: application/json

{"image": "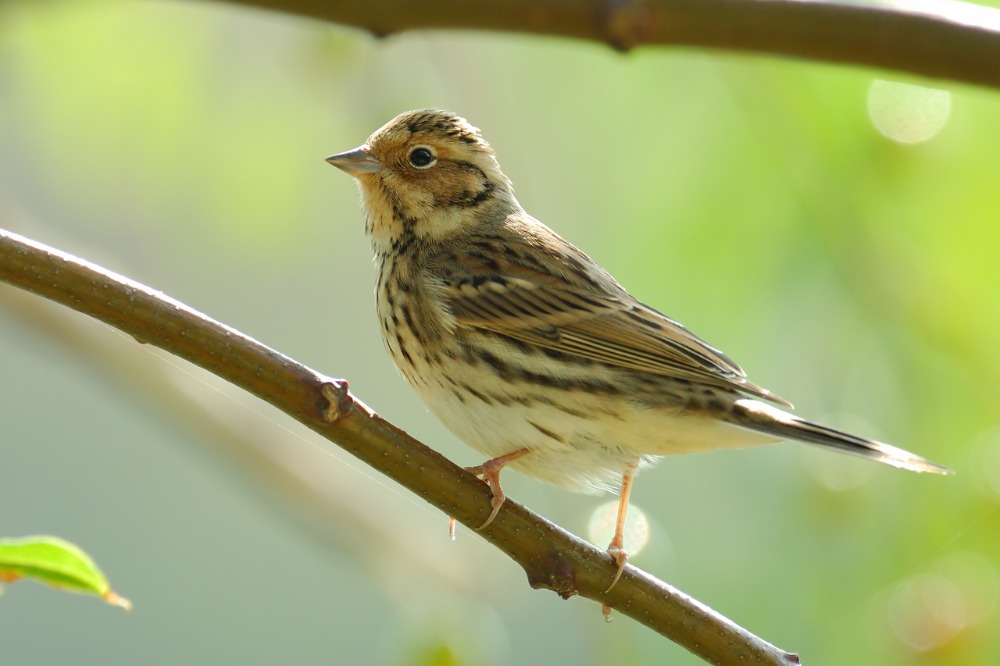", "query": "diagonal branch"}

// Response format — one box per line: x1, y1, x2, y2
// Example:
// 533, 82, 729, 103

0, 227, 799, 664
230, 0, 1000, 89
